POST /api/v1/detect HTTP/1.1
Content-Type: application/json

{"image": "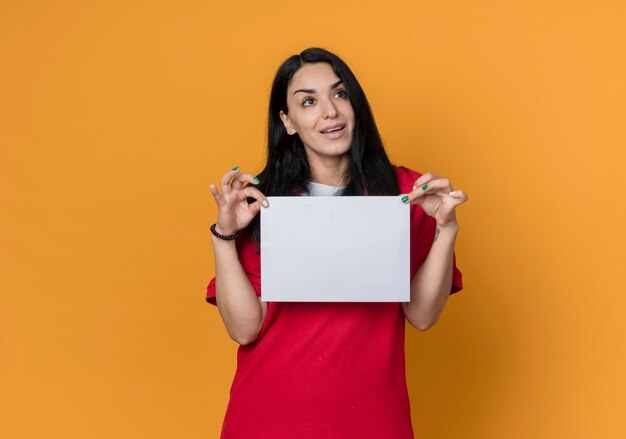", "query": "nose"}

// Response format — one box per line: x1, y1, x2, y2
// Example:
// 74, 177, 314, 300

322, 98, 338, 119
